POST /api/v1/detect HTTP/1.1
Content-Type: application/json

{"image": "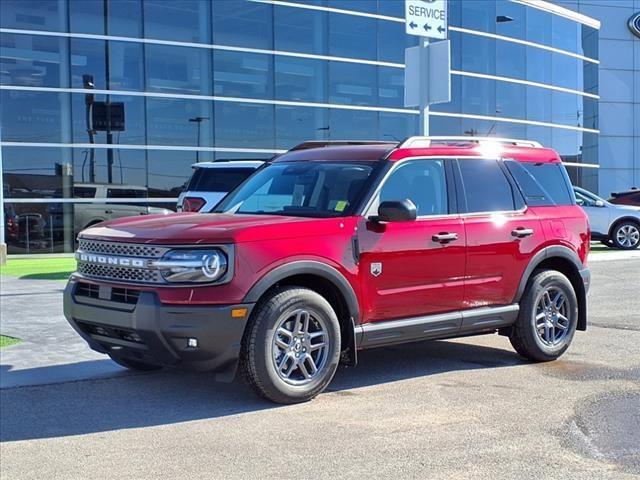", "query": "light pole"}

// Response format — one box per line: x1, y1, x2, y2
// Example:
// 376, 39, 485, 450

189, 116, 209, 163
